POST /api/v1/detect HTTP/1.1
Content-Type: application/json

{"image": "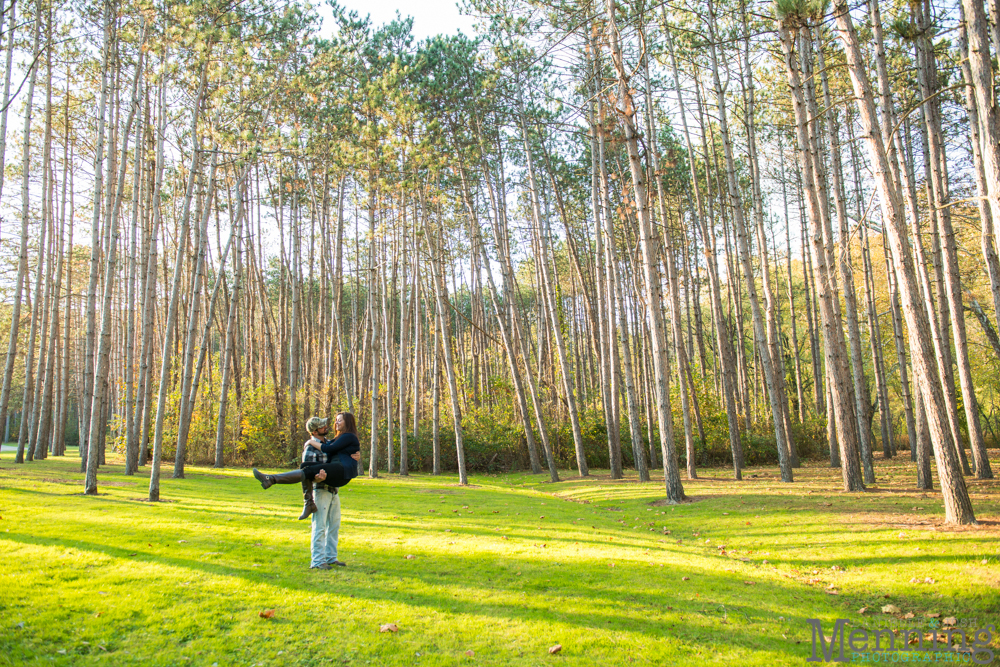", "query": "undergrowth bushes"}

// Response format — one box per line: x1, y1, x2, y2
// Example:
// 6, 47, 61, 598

104, 378, 836, 472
